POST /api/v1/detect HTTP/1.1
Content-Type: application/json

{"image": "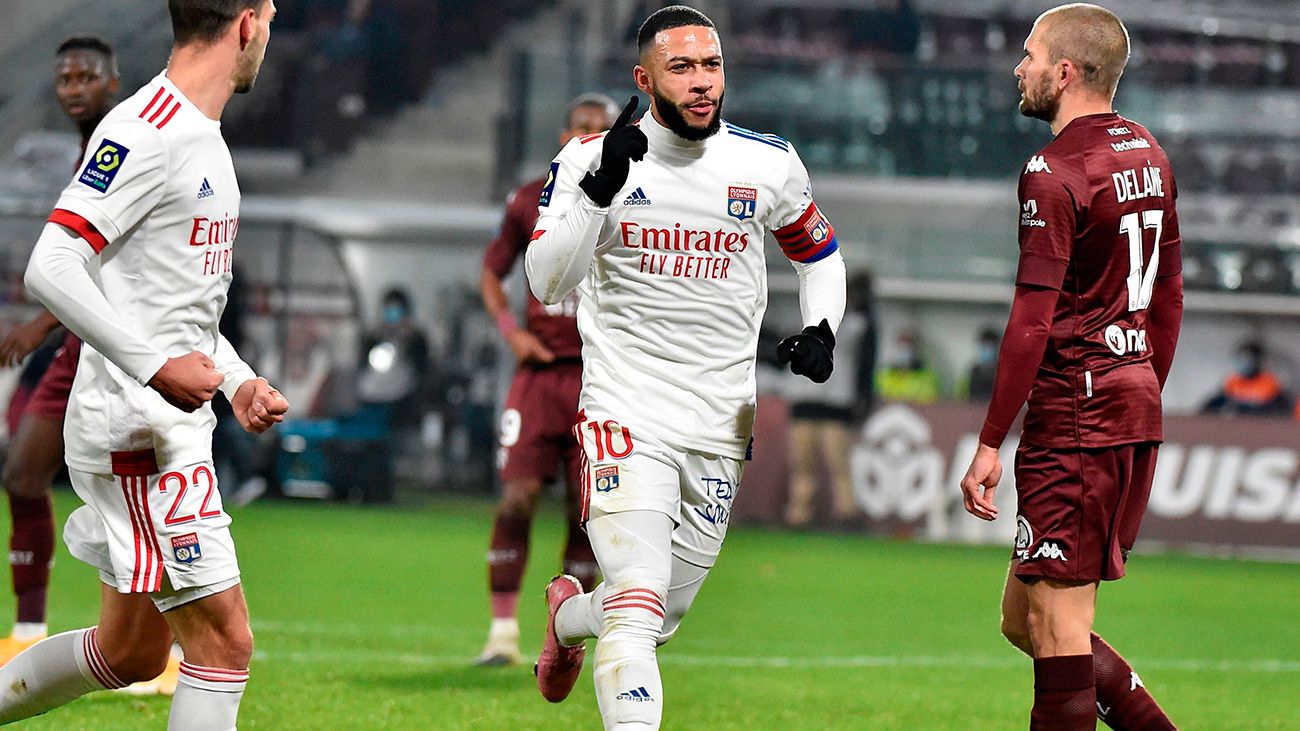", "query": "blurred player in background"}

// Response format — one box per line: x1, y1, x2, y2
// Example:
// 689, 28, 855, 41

527, 6, 846, 729
960, 5, 1182, 730
0, 35, 121, 666
0, 1, 287, 728
476, 93, 617, 666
